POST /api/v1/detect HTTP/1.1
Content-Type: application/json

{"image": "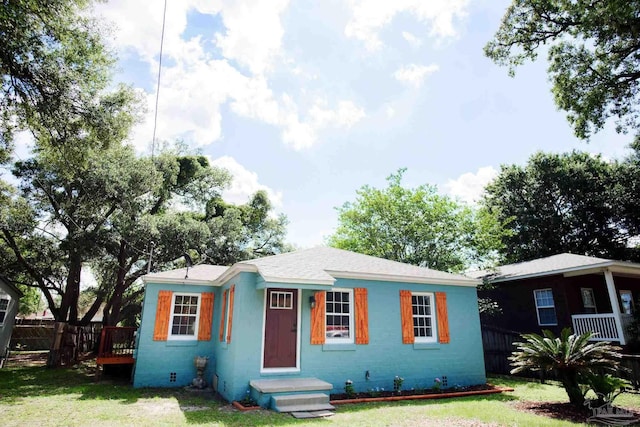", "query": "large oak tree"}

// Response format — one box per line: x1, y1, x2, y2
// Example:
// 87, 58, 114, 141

486, 0, 640, 139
